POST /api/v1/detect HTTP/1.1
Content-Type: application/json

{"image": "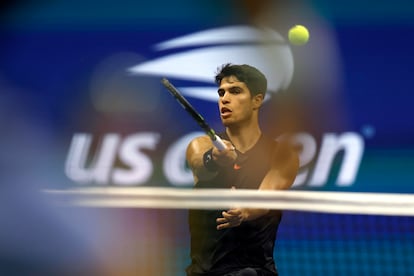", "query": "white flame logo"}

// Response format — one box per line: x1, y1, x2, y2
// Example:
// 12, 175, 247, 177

128, 25, 294, 102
